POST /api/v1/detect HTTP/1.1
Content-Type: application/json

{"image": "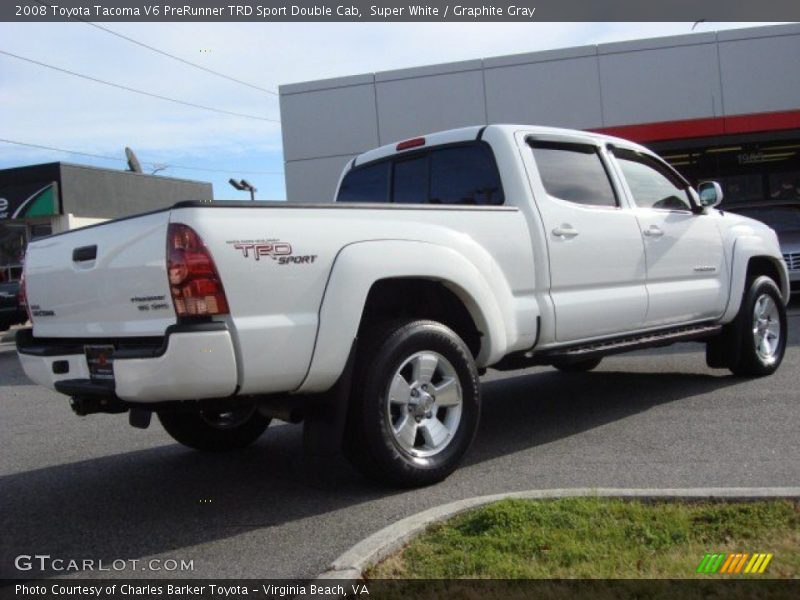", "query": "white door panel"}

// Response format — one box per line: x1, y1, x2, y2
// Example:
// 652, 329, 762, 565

636, 210, 727, 325
608, 146, 727, 327
540, 201, 648, 341
525, 139, 648, 342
